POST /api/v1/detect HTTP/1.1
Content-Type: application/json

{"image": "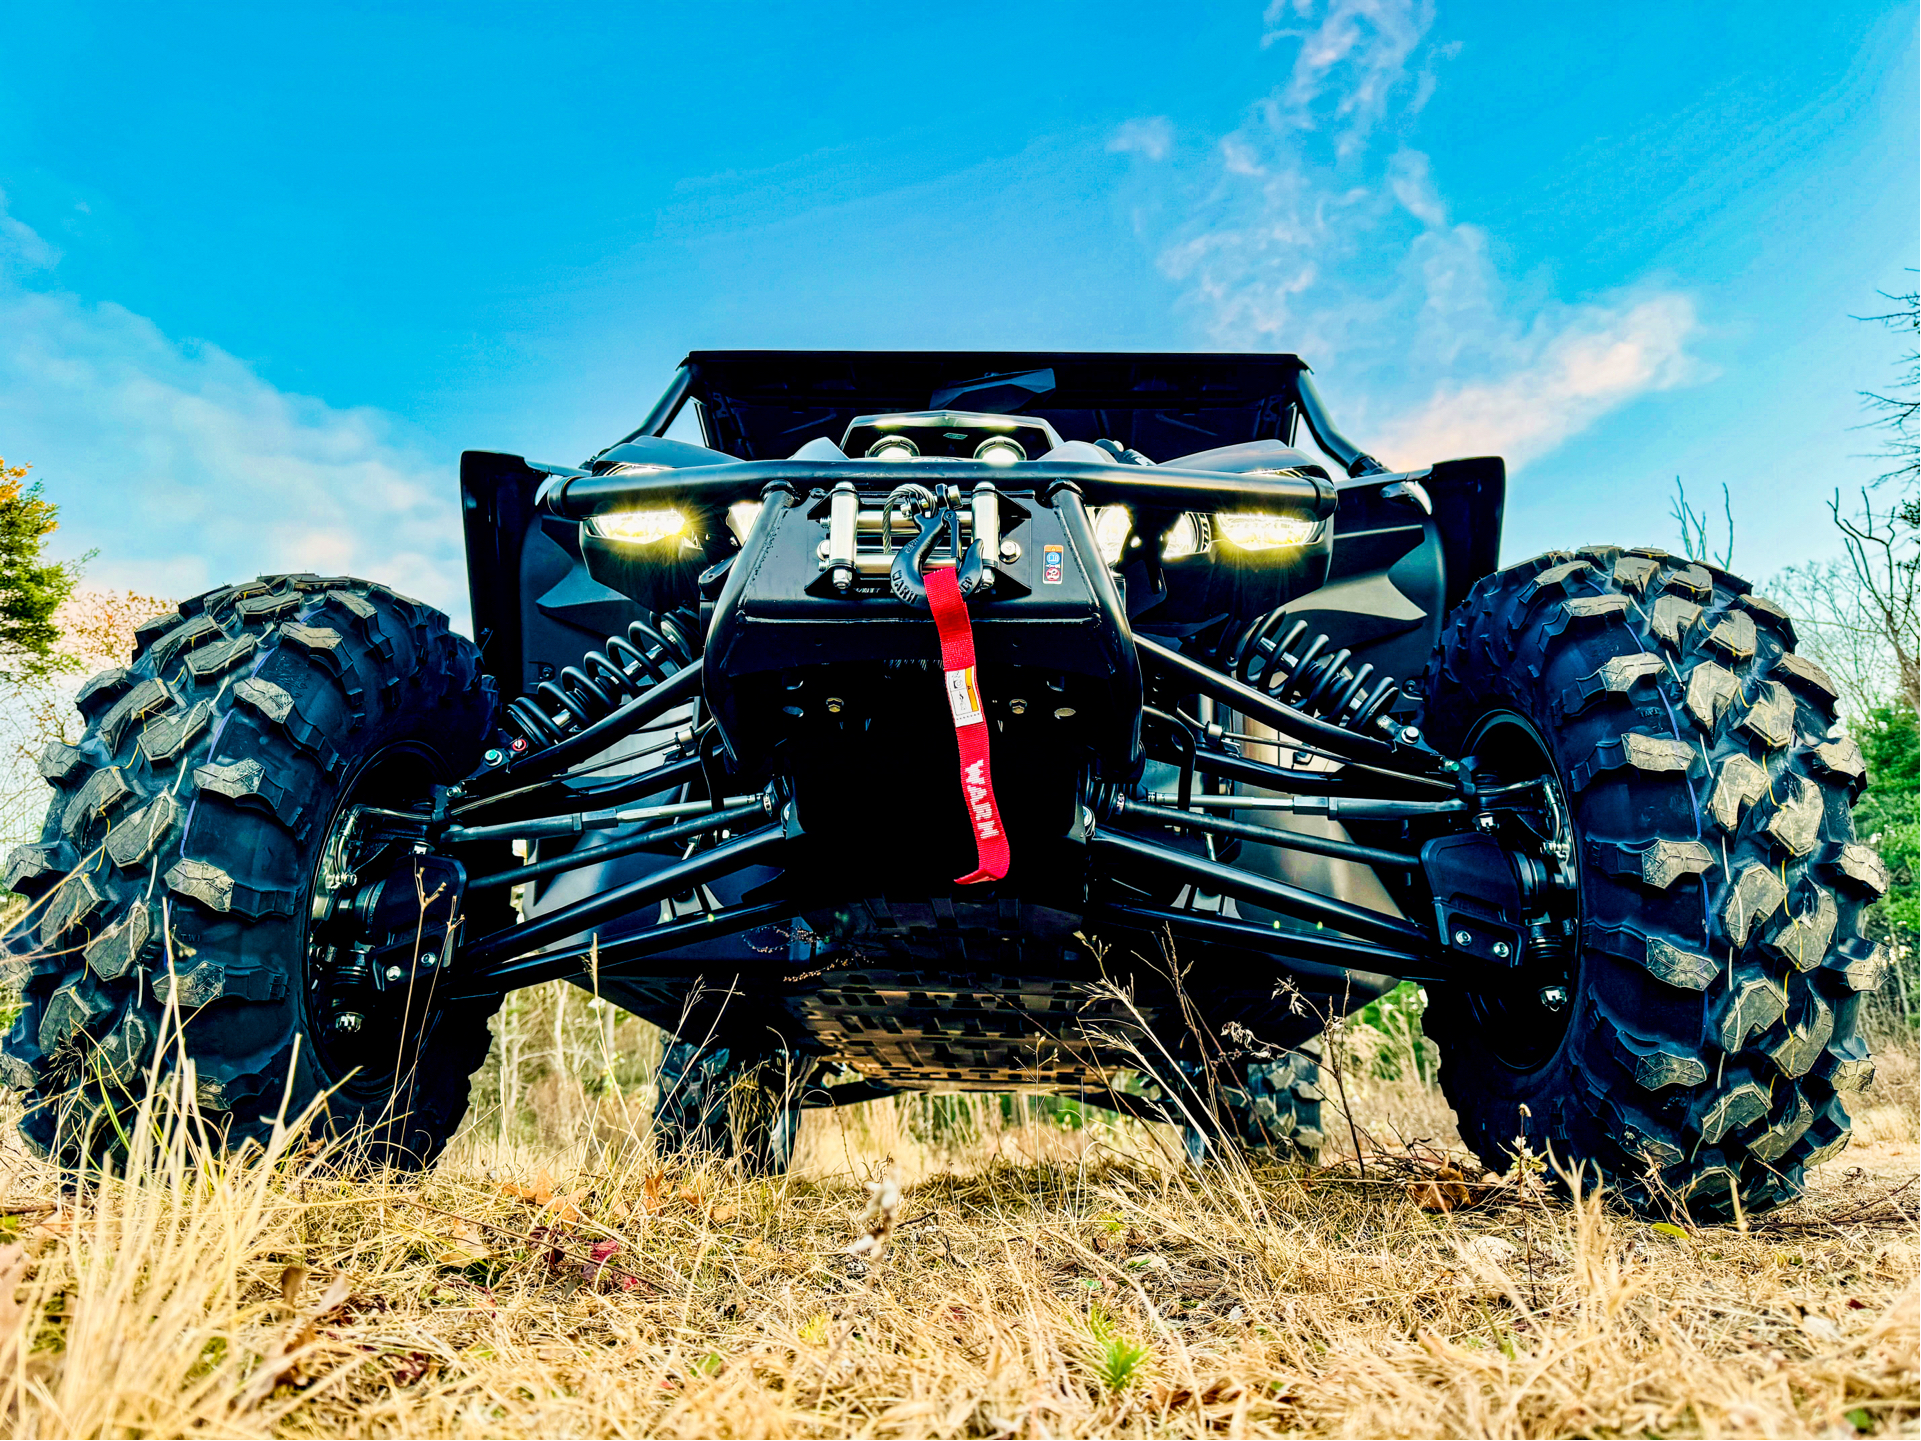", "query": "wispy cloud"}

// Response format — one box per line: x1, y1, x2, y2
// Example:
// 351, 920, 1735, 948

0, 196, 468, 625
1263, 0, 1435, 152
1107, 117, 1174, 162
1115, 0, 1703, 472
1374, 294, 1700, 466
